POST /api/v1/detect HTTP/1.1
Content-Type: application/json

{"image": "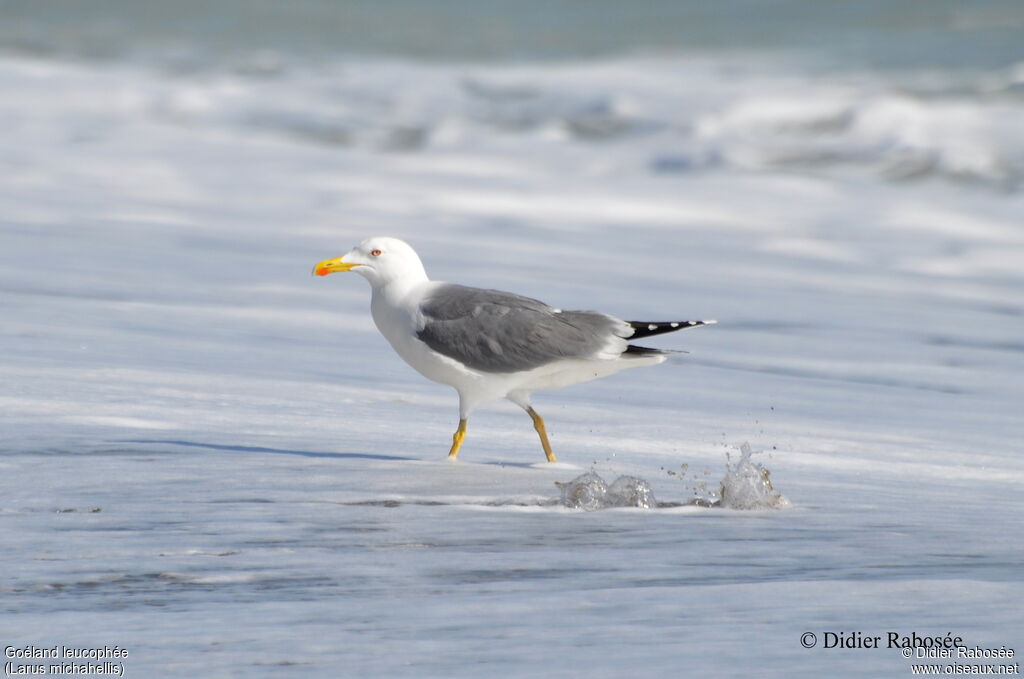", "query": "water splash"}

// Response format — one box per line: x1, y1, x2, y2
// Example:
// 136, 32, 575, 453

608, 476, 658, 508
719, 442, 790, 510
556, 472, 609, 511
556, 442, 788, 511
556, 473, 657, 510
